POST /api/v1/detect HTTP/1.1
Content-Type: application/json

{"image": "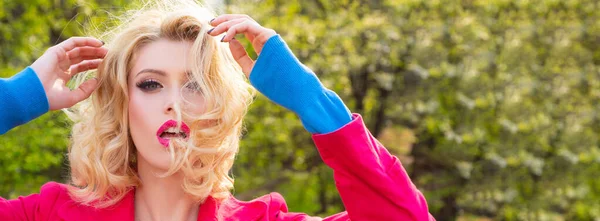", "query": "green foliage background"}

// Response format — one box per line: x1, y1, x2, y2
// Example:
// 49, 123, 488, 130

2, 0, 600, 220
